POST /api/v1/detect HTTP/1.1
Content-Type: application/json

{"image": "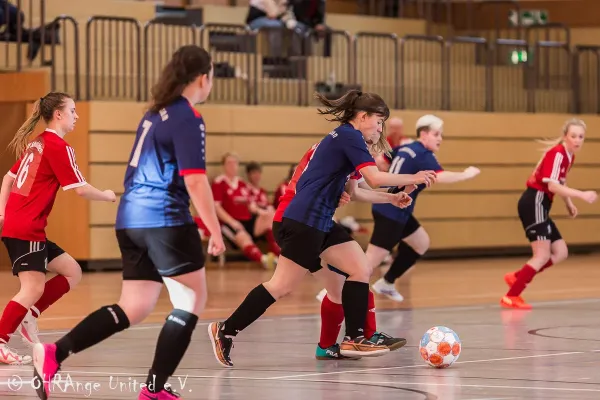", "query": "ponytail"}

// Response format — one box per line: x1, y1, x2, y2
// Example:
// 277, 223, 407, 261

536, 118, 587, 152
315, 90, 390, 124
9, 99, 42, 158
